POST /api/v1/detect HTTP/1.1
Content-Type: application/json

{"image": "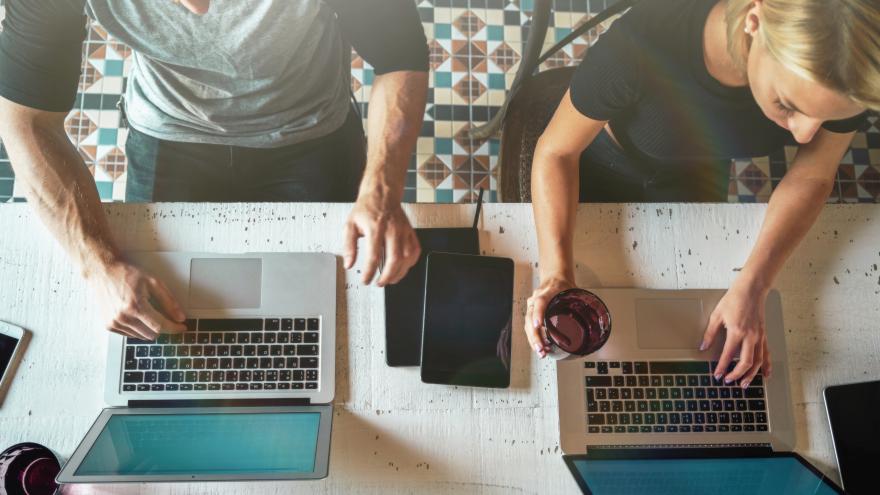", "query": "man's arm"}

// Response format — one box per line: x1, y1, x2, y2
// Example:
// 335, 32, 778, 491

0, 99, 186, 339
0, 0, 185, 338
328, 0, 430, 286
344, 71, 428, 286
702, 129, 854, 386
